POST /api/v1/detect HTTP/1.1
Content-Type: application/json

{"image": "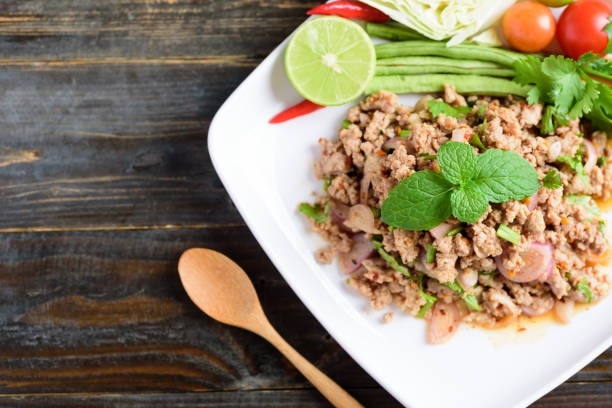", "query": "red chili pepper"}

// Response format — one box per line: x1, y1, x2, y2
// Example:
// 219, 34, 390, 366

269, 99, 325, 124
306, 0, 389, 23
